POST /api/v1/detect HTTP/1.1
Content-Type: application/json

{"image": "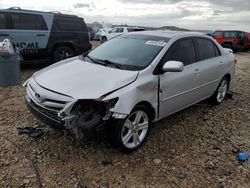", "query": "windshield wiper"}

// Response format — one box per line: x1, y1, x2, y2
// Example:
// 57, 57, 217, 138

84, 55, 139, 70
85, 55, 106, 66
94, 59, 126, 69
